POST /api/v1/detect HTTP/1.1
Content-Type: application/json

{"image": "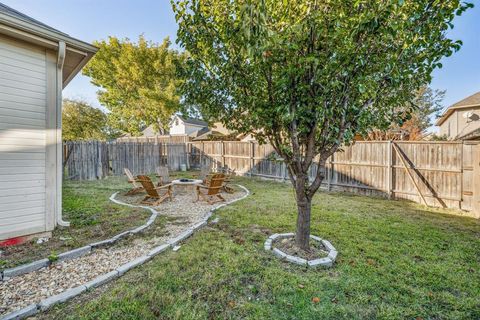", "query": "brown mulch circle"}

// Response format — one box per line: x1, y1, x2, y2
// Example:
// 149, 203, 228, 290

274, 237, 329, 260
